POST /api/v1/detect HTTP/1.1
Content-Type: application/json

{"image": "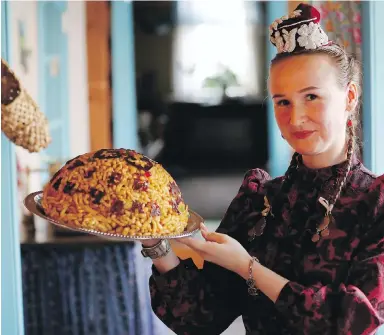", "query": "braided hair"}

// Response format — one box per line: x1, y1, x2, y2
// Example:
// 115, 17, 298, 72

281, 152, 300, 193
329, 124, 355, 207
